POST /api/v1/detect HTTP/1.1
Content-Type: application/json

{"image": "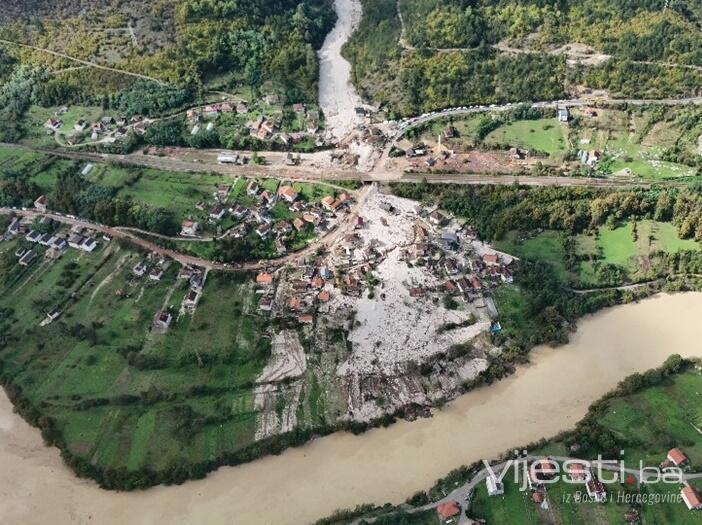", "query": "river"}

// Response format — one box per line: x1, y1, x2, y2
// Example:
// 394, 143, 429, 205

317, 0, 365, 142
2, 292, 702, 525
